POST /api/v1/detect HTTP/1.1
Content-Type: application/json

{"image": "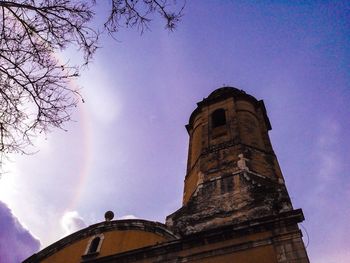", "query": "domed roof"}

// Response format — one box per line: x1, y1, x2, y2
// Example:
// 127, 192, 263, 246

24, 219, 178, 262
207, 86, 246, 99
186, 86, 264, 132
